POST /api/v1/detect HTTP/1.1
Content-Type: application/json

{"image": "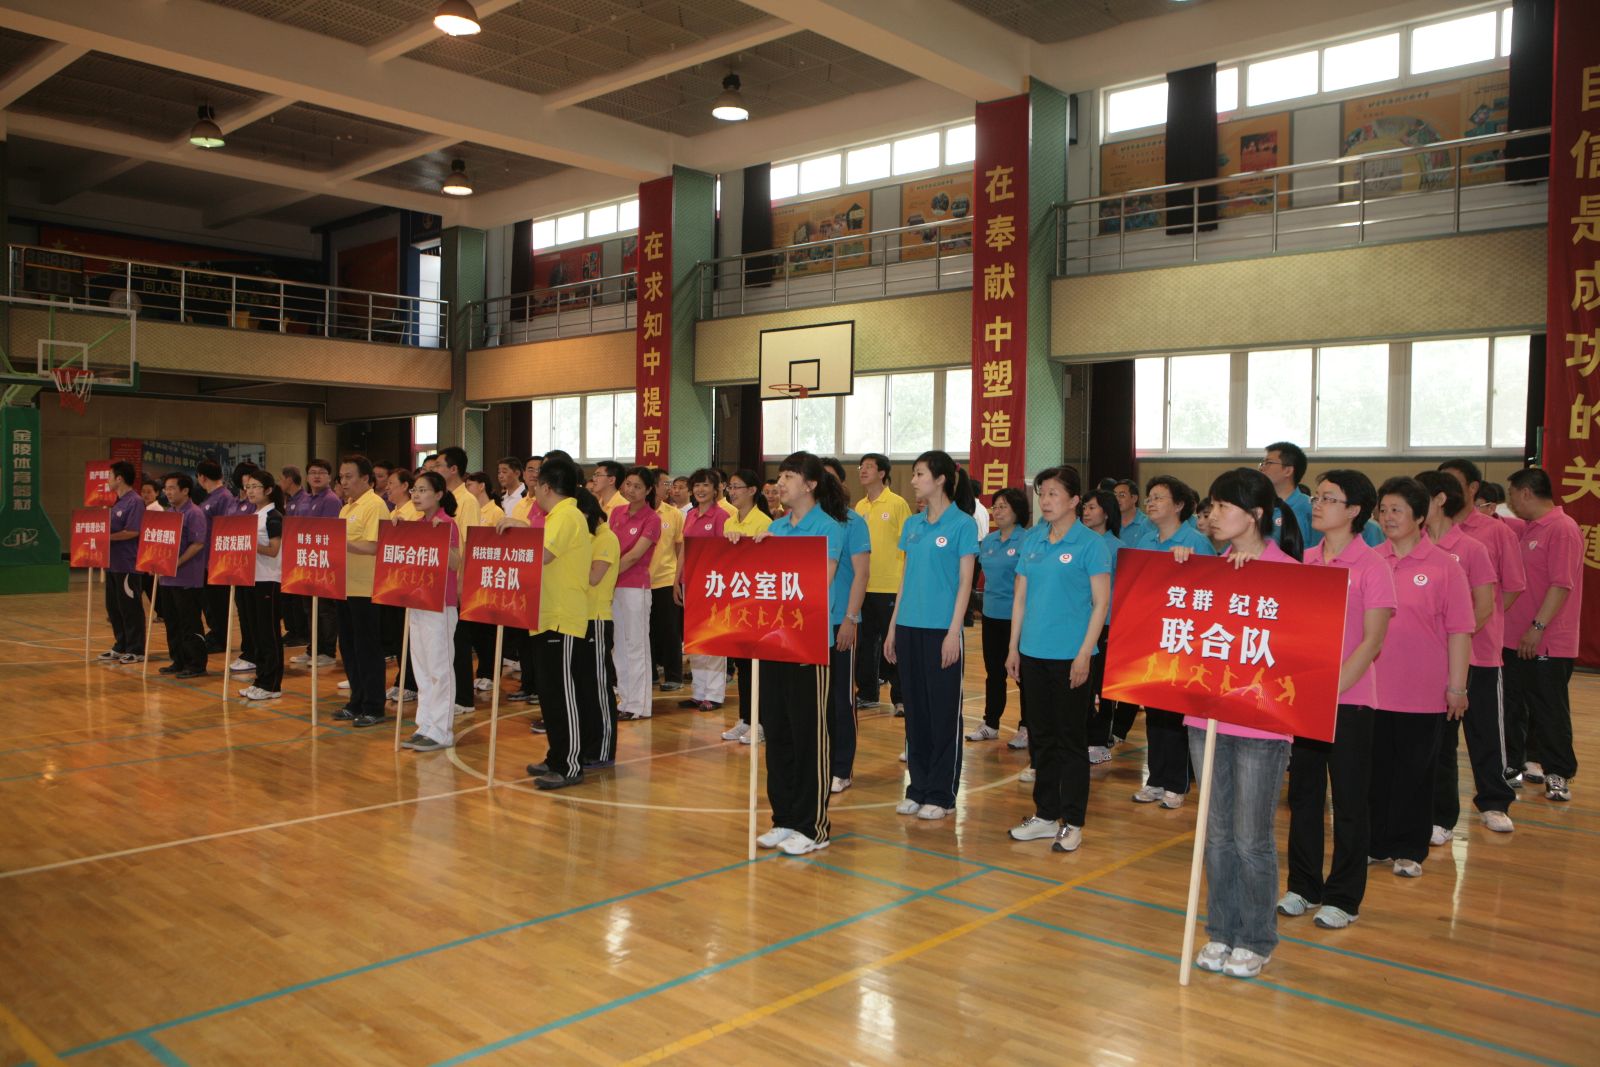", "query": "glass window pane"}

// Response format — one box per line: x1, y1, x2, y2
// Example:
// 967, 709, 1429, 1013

612, 390, 637, 461
1317, 344, 1390, 448
587, 204, 617, 237
762, 398, 793, 456
1166, 354, 1231, 449
557, 212, 585, 245
1411, 11, 1497, 74
551, 396, 581, 456
794, 396, 836, 454
1247, 50, 1318, 107
799, 154, 841, 194
1134, 357, 1165, 451
531, 220, 555, 250
843, 374, 887, 456
1500, 6, 1514, 56
1246, 349, 1313, 449
1322, 33, 1400, 92
888, 372, 935, 453
846, 143, 891, 185
945, 124, 976, 165
1492, 336, 1530, 448
1410, 338, 1489, 448
585, 393, 614, 459
617, 200, 639, 231
1216, 68, 1238, 113
529, 400, 550, 456
944, 368, 972, 455
770, 164, 798, 201
892, 132, 940, 176
1106, 82, 1167, 134
414, 413, 438, 445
